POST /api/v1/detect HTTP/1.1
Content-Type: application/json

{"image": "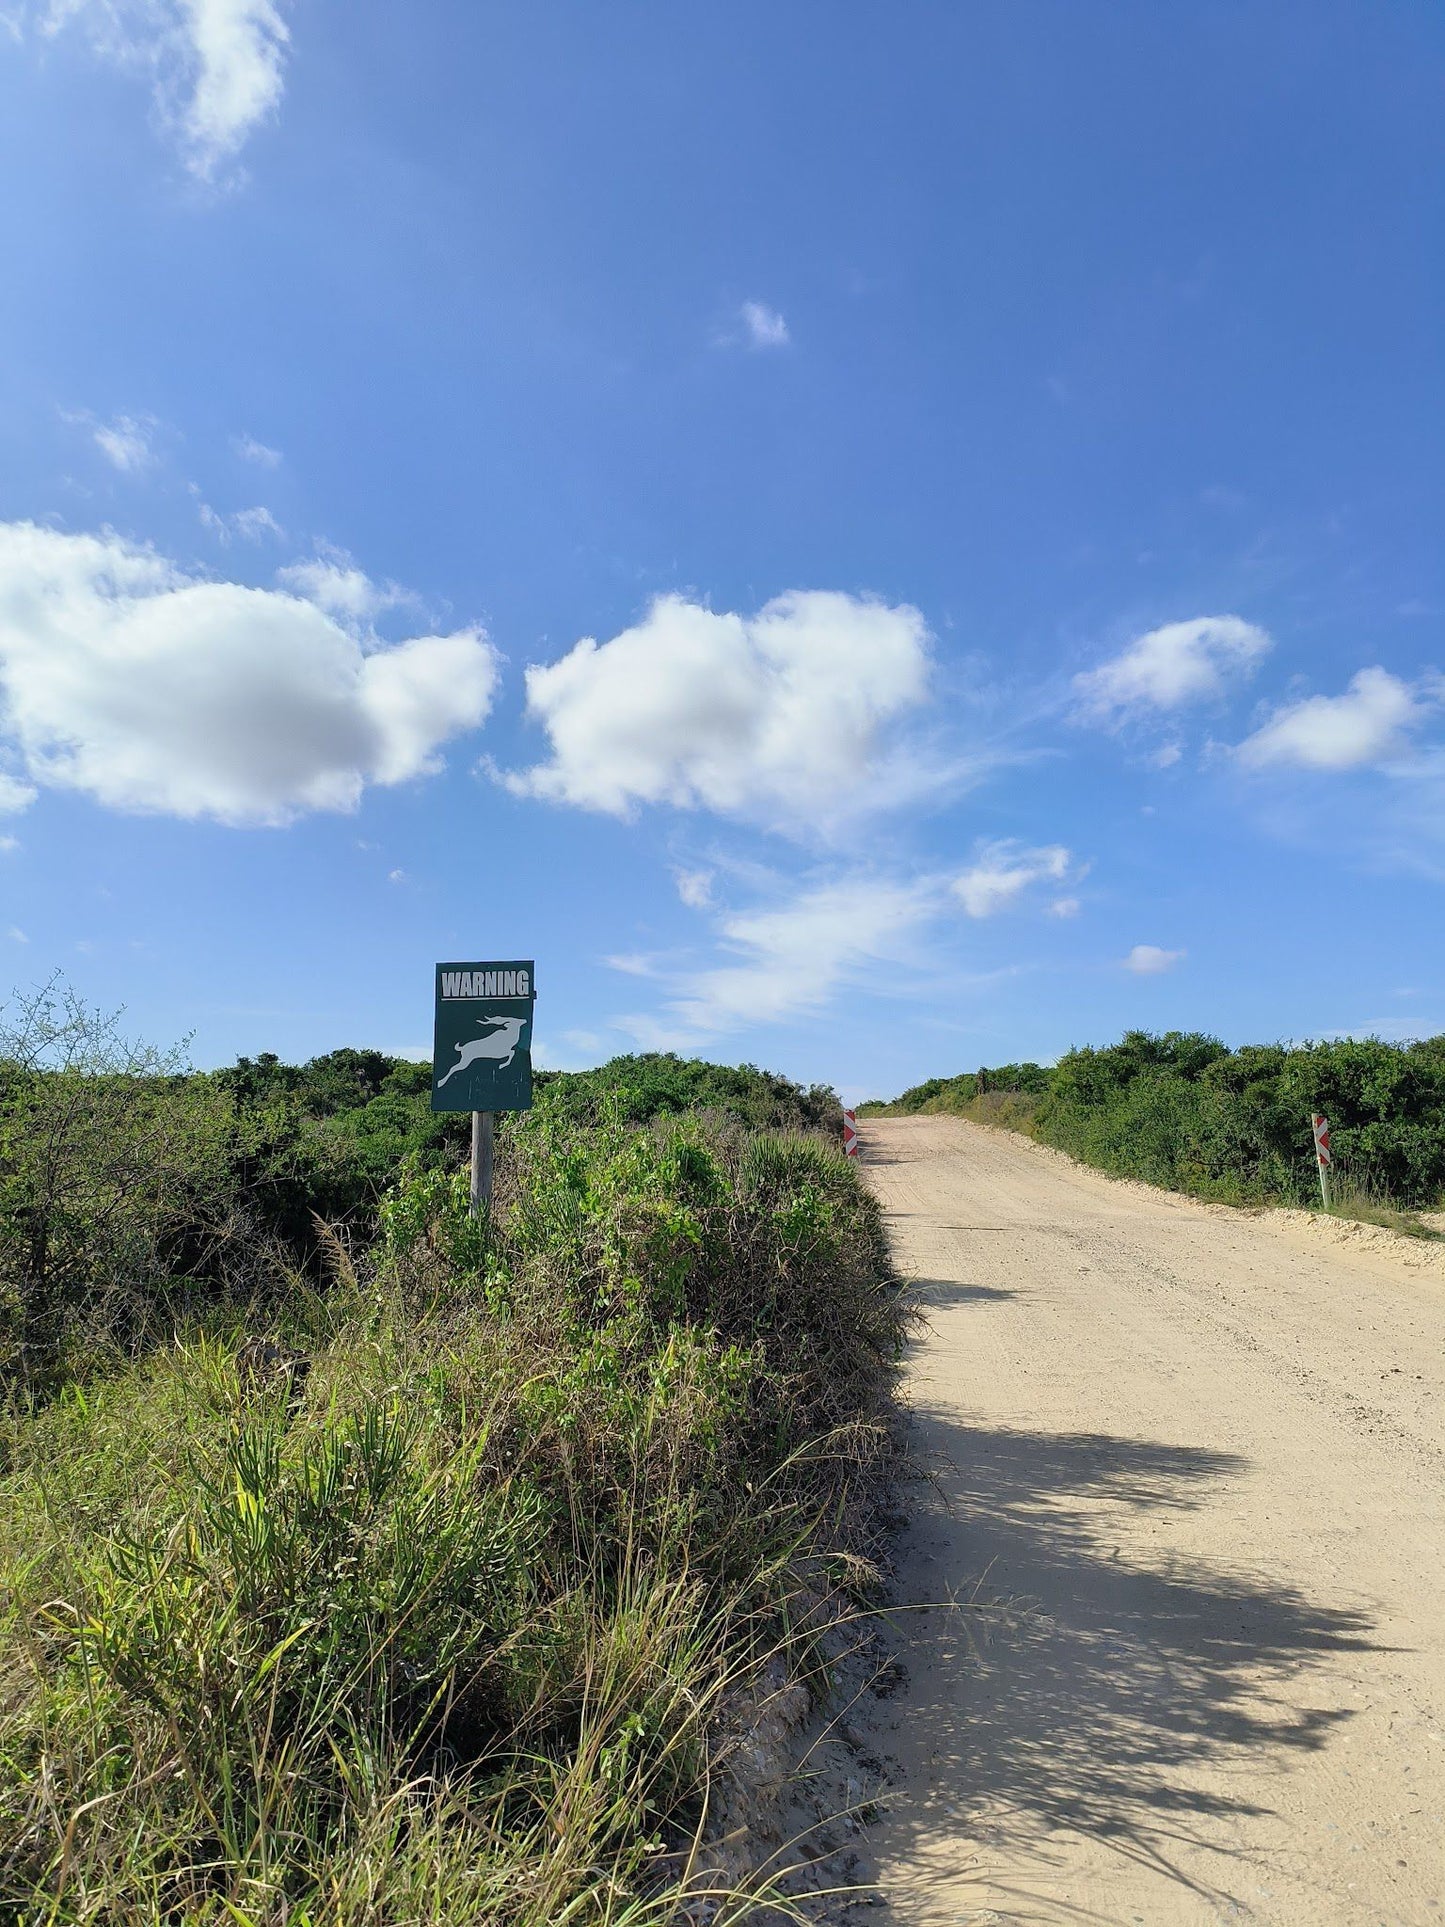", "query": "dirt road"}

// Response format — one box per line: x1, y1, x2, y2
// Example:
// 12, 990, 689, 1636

856, 1116, 1444, 1926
